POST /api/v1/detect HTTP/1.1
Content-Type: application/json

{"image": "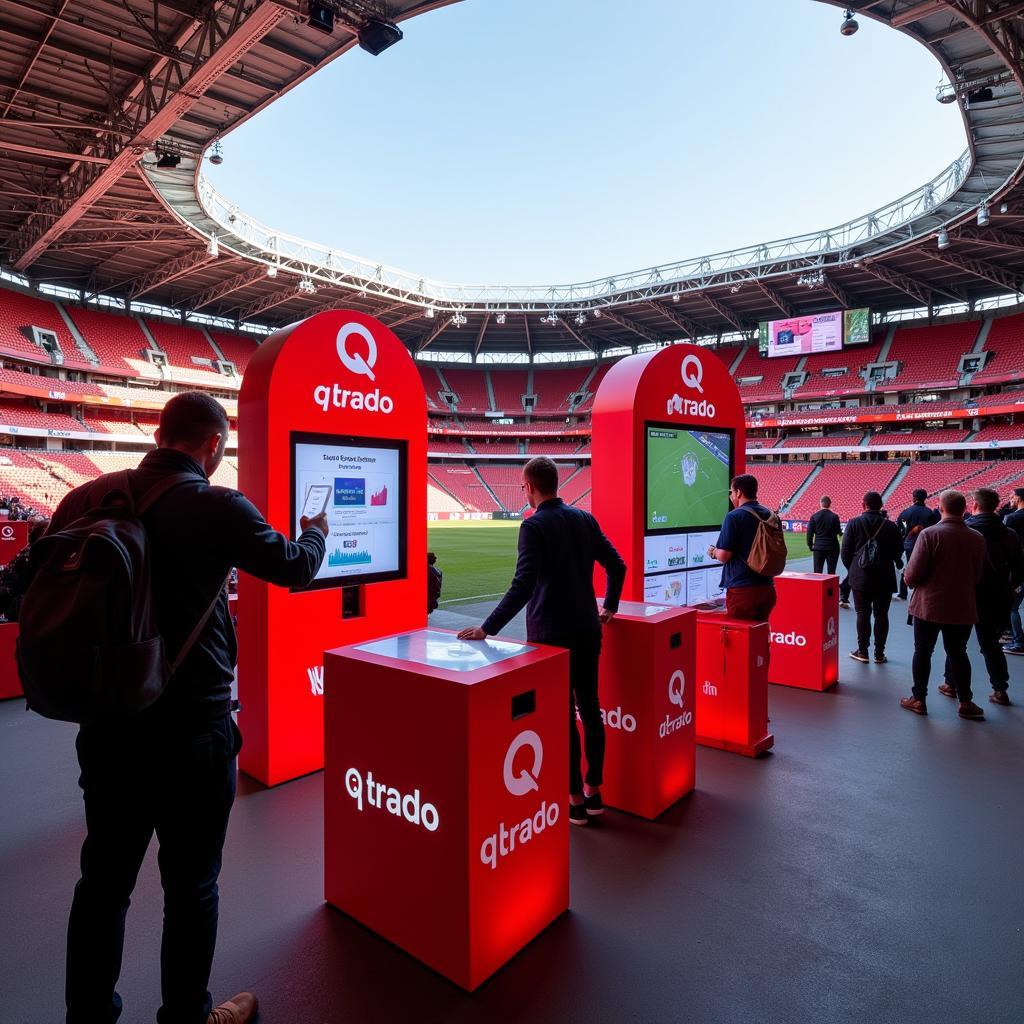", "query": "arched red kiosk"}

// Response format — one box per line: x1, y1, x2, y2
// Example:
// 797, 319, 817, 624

238, 310, 427, 786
